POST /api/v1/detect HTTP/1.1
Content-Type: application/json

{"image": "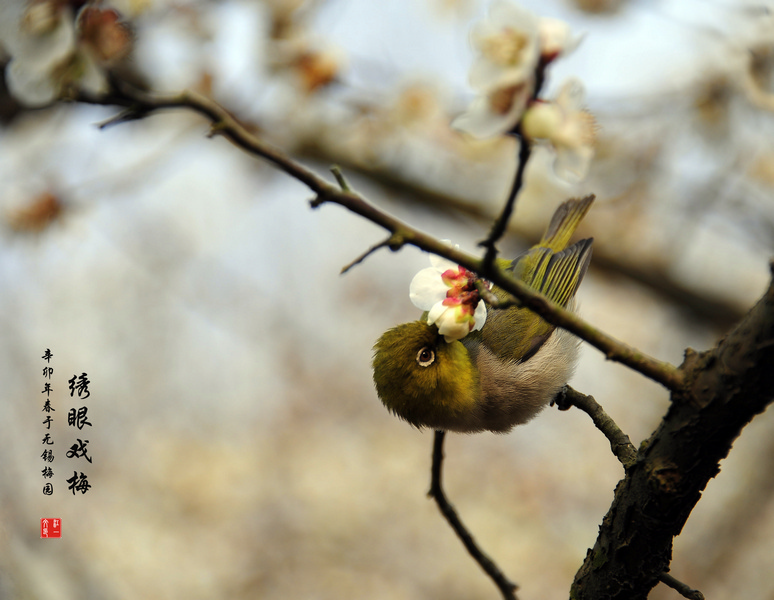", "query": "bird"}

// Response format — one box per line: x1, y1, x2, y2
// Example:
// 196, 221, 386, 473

372, 195, 594, 433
